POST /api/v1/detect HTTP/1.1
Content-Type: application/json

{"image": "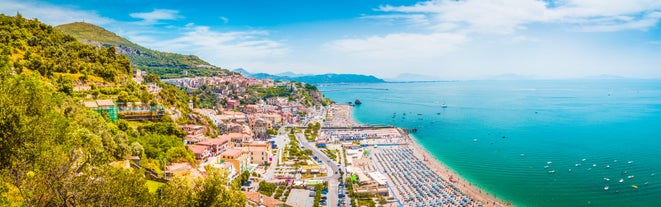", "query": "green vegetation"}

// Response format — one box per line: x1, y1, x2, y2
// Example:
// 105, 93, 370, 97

55, 22, 232, 79
344, 176, 376, 207
191, 84, 219, 109
146, 180, 166, 193
0, 14, 244, 206
305, 122, 321, 141
313, 183, 323, 207
258, 181, 277, 196
322, 149, 339, 162
1, 15, 130, 83
284, 134, 310, 161
158, 167, 246, 207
